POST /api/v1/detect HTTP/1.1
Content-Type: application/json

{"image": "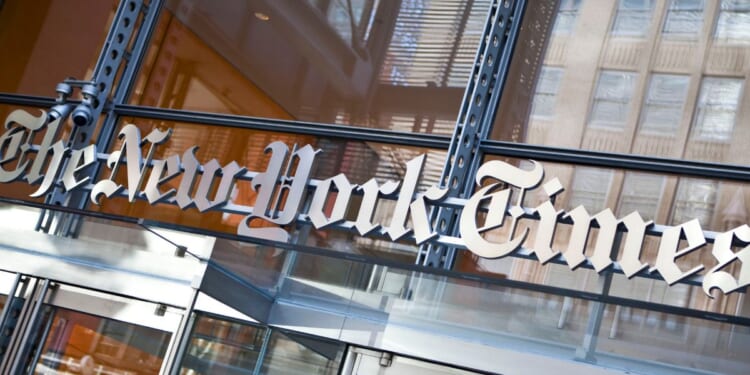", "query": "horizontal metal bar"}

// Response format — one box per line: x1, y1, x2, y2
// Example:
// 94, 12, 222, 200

0, 93, 57, 108
0, 196, 748, 328
6, 95, 748, 184
481, 139, 750, 182
113, 104, 454, 149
